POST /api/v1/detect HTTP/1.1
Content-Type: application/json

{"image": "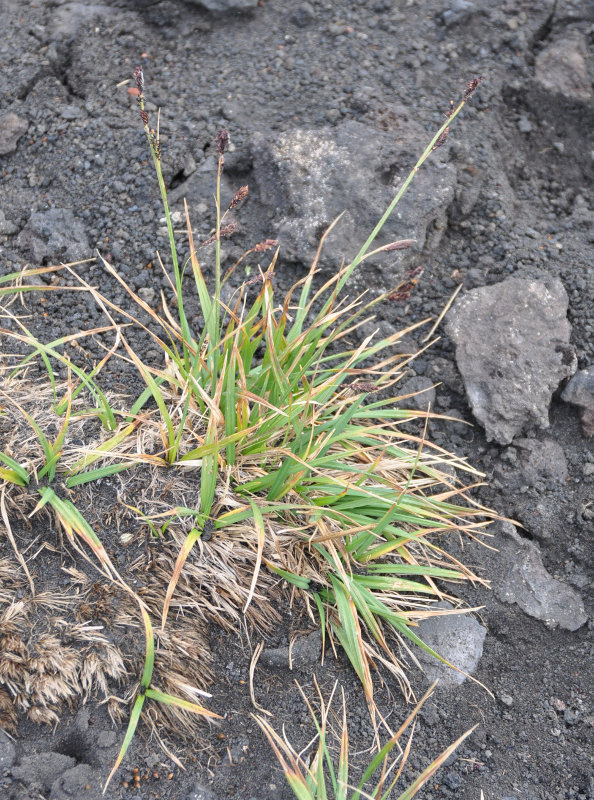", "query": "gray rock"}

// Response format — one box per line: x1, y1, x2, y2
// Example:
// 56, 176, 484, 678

17, 207, 90, 263
398, 376, 436, 411
293, 3, 315, 26
415, 601, 486, 686
493, 523, 587, 631
513, 438, 568, 487
50, 764, 102, 799
513, 497, 558, 541
535, 34, 592, 102
426, 356, 463, 393
251, 117, 457, 288
12, 752, 76, 792
260, 629, 322, 670
441, 0, 477, 27
187, 0, 258, 11
186, 783, 218, 800
138, 286, 157, 306
48, 3, 118, 39
562, 367, 594, 437
60, 104, 87, 120
0, 730, 15, 770
446, 277, 576, 444
0, 209, 18, 235
0, 112, 29, 155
